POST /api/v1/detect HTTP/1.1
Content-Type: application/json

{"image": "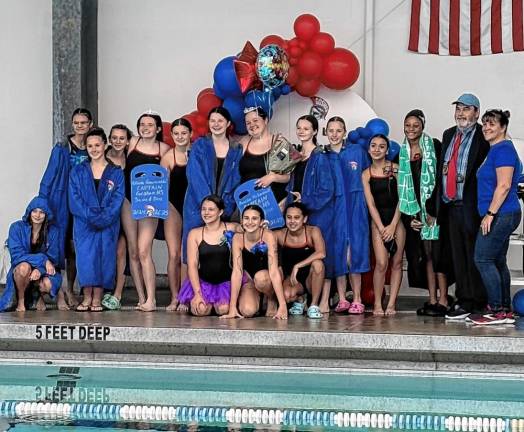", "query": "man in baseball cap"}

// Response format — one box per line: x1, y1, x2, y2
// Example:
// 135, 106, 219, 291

436, 93, 489, 320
